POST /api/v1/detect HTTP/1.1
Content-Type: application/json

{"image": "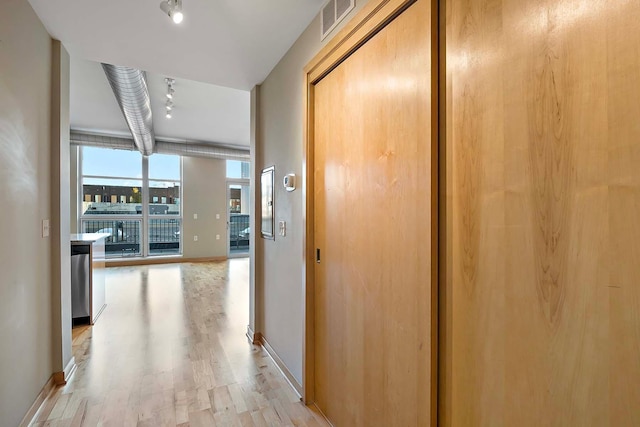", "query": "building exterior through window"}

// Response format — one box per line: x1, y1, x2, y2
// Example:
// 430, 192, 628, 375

79, 147, 182, 258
